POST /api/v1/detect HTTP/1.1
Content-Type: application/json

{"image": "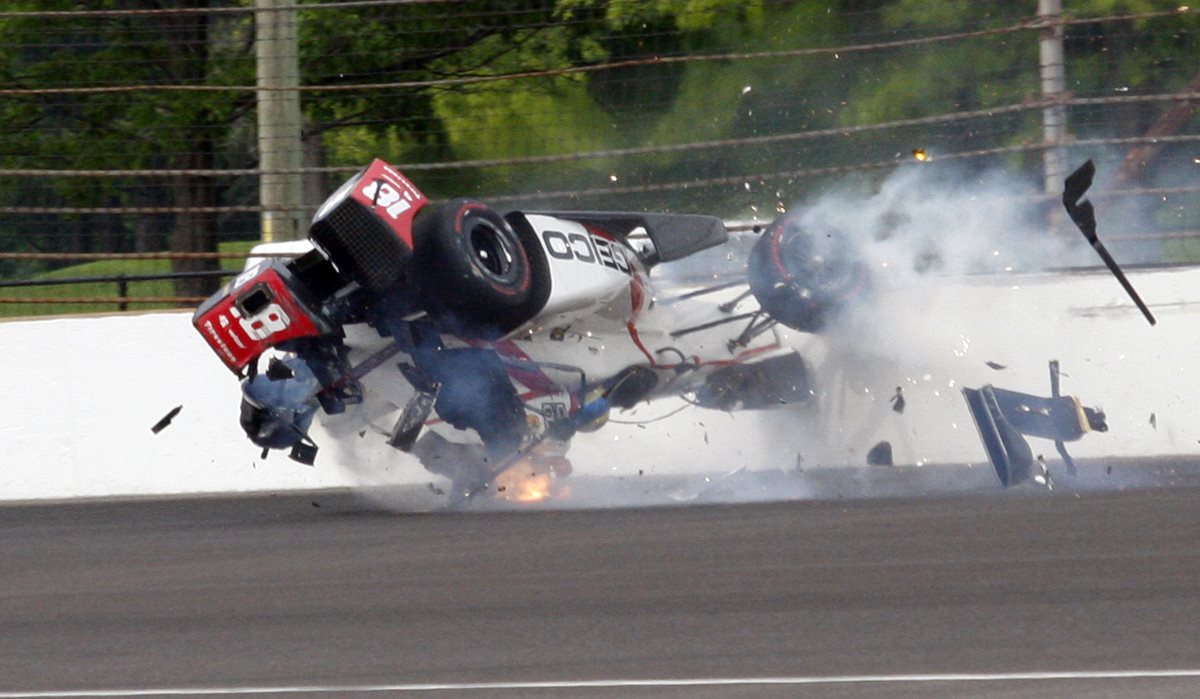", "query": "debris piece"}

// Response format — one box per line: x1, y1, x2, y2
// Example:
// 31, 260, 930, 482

1106, 465, 1113, 475
1150, 413, 1157, 430
1033, 455, 1053, 490
964, 360, 1105, 488
1063, 159, 1156, 326
289, 439, 318, 466
266, 358, 294, 380
359, 430, 366, 438
867, 441, 893, 466
150, 405, 182, 434
985, 361, 1007, 371
310, 501, 320, 508
890, 387, 906, 414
